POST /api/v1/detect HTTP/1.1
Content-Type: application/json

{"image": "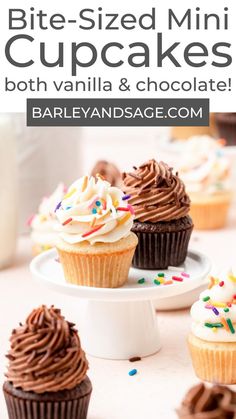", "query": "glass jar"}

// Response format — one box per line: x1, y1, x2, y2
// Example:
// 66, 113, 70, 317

0, 114, 18, 269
